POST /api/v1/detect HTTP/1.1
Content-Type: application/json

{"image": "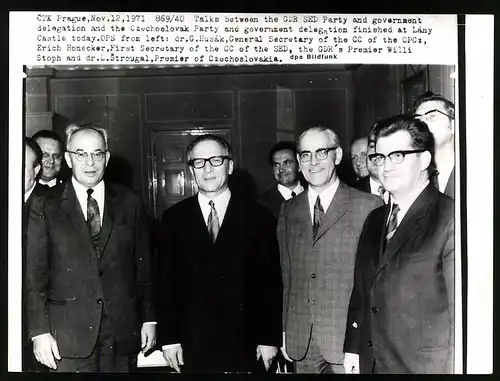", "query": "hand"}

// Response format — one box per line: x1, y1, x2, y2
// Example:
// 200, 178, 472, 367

162, 344, 183, 373
141, 323, 157, 353
280, 332, 293, 362
33, 334, 61, 370
343, 352, 360, 374
256, 345, 278, 371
